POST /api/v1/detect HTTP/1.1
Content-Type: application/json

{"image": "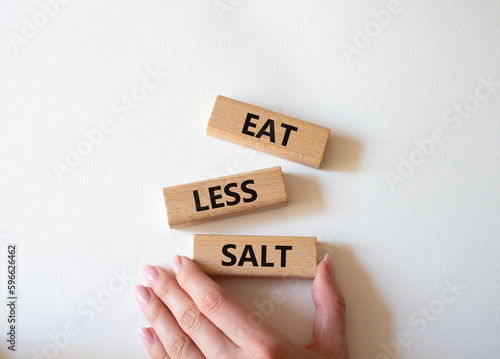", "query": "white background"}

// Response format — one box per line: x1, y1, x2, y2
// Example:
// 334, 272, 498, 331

1, 1, 499, 358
